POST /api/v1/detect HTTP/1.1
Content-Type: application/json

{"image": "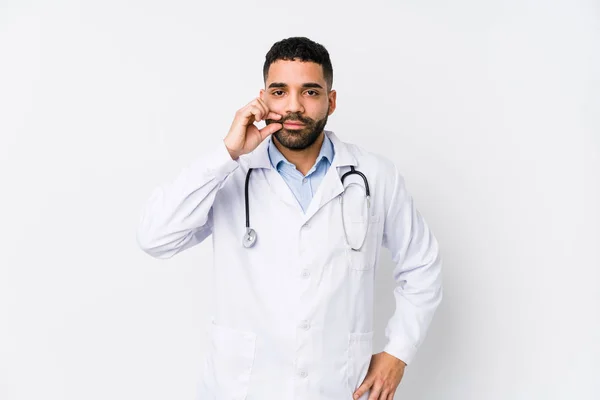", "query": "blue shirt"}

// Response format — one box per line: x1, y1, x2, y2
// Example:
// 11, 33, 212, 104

267, 133, 335, 213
